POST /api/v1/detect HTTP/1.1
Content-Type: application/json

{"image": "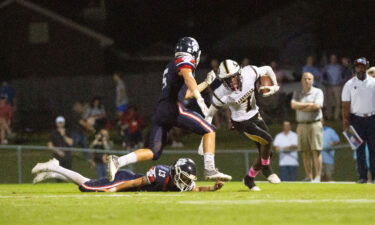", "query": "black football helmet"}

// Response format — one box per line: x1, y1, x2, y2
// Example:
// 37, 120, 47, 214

354, 57, 369, 68
171, 158, 197, 192
175, 37, 201, 64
